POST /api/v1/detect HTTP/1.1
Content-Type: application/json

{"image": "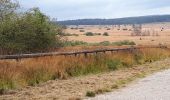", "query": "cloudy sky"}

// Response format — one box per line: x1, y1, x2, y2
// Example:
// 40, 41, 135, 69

18, 0, 170, 21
